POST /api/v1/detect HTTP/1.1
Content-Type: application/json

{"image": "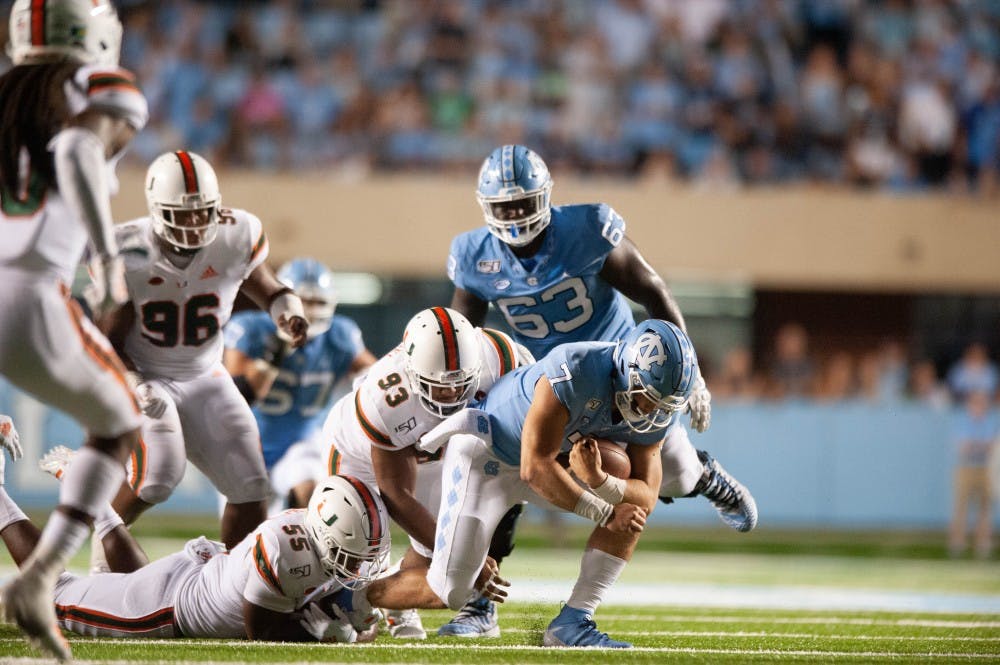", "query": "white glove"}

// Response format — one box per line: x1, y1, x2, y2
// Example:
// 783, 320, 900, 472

84, 253, 129, 317
0, 415, 23, 462
687, 374, 712, 433
299, 602, 357, 643
326, 588, 382, 632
